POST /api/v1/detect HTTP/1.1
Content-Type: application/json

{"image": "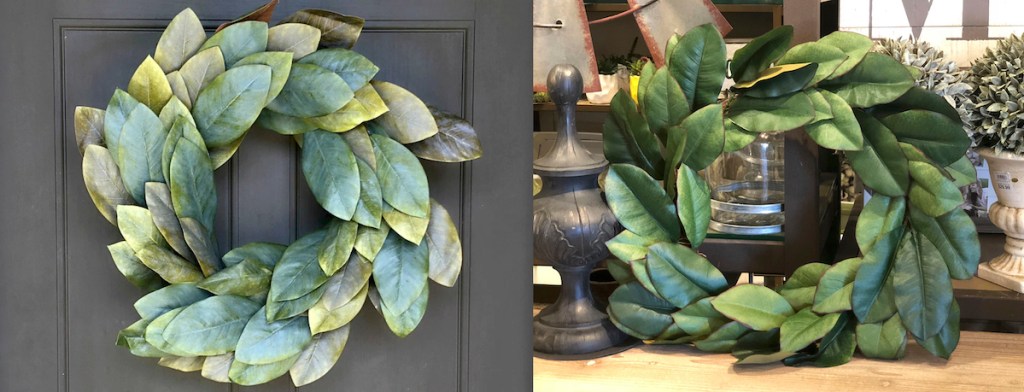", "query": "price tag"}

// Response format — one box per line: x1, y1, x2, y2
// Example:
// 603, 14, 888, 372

995, 171, 1014, 191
